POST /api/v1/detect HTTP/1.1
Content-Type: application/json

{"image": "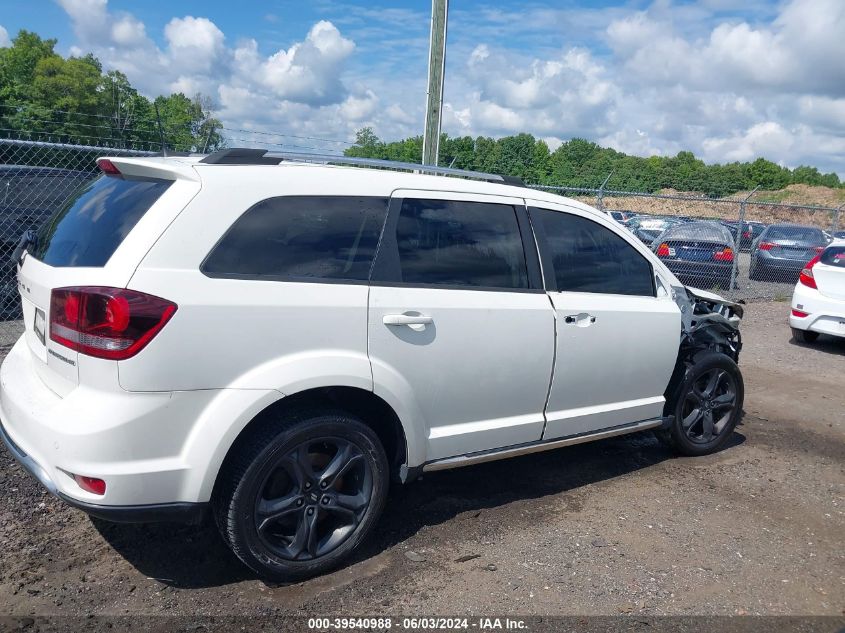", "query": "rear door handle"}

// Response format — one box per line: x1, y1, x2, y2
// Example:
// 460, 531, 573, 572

383, 314, 433, 331
564, 313, 596, 327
